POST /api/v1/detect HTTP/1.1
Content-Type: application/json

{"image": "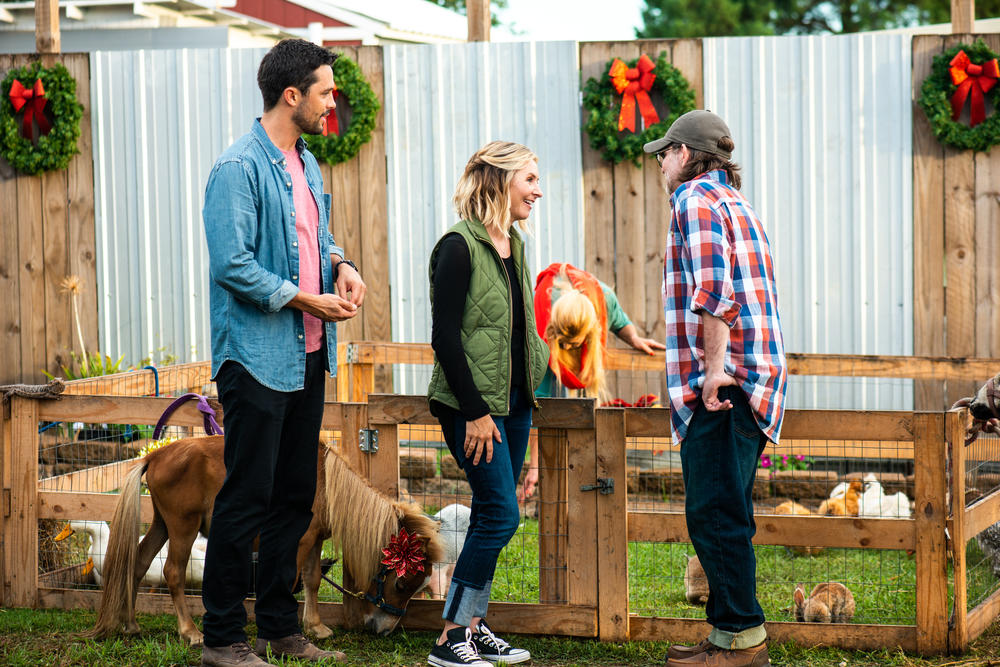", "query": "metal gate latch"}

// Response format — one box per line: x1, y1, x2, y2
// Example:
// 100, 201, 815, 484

580, 477, 614, 494
359, 428, 379, 453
